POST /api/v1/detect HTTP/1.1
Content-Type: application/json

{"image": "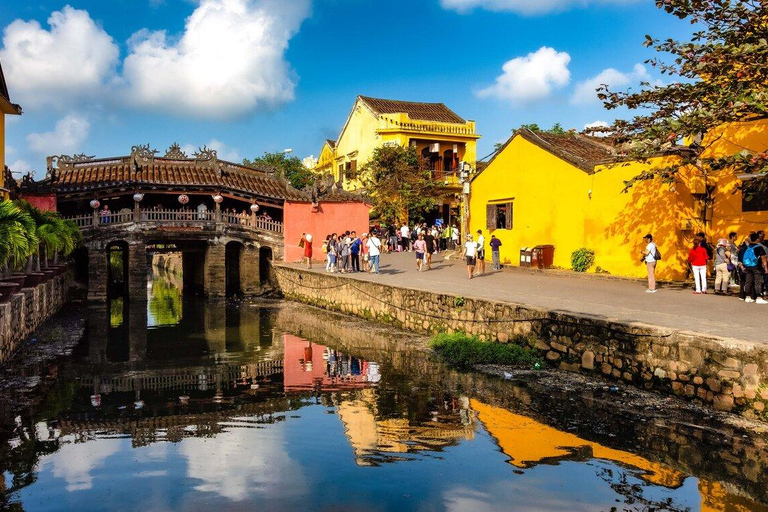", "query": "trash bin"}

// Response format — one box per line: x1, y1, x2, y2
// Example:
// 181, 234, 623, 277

532, 245, 555, 269
519, 247, 532, 267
